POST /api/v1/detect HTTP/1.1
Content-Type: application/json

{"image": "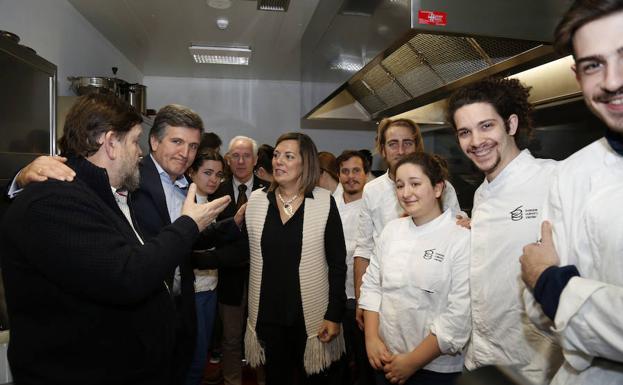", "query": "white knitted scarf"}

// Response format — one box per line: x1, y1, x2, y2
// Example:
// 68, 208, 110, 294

244, 187, 345, 375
